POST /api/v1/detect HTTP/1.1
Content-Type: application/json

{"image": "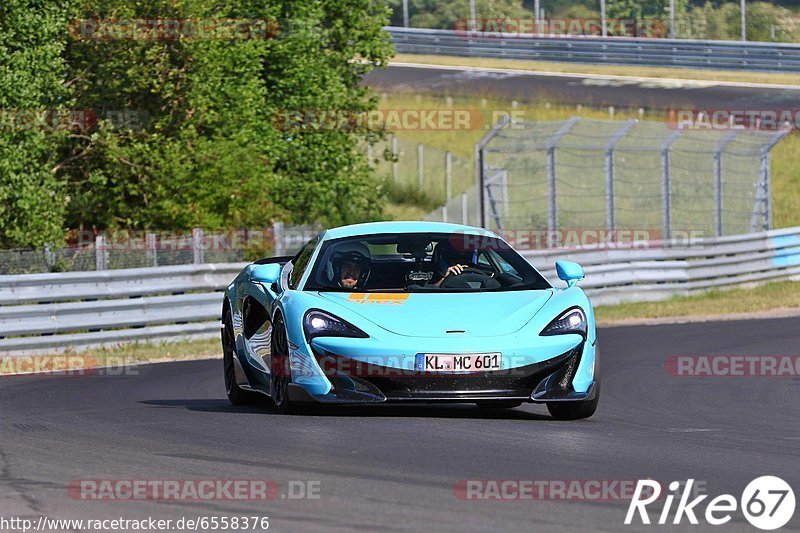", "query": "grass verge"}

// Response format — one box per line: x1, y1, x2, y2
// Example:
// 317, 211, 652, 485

392, 53, 800, 87
595, 280, 800, 324
0, 337, 220, 375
